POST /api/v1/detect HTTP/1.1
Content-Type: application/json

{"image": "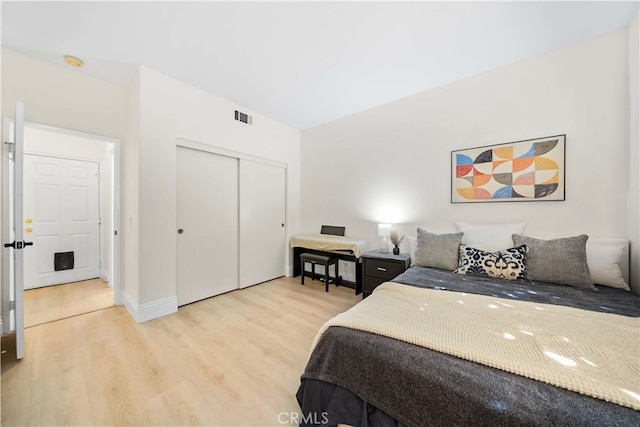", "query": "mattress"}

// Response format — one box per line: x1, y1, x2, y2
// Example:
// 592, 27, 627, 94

297, 267, 640, 426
